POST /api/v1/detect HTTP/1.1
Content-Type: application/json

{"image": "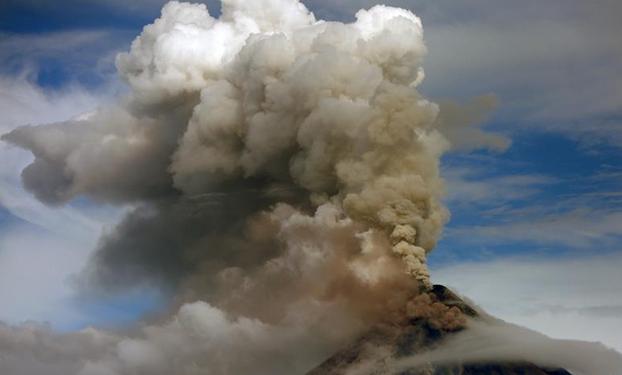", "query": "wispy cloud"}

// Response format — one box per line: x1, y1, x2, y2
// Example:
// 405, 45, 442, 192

442, 158, 622, 250
449, 209, 622, 249
0, 29, 132, 88
443, 166, 555, 207
0, 75, 122, 328
0, 76, 106, 132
